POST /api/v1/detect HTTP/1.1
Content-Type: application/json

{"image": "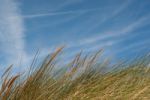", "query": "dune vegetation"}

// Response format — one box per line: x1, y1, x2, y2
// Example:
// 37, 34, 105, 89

0, 47, 150, 100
